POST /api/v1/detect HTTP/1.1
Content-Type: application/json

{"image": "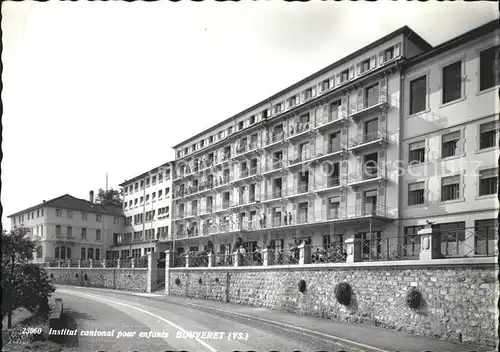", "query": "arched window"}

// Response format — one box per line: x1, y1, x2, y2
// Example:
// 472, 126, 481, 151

60, 246, 66, 260
67, 226, 72, 237
66, 247, 72, 259
36, 246, 43, 258
88, 248, 94, 260
95, 249, 100, 261
55, 247, 60, 259
81, 248, 86, 260
55, 225, 61, 236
